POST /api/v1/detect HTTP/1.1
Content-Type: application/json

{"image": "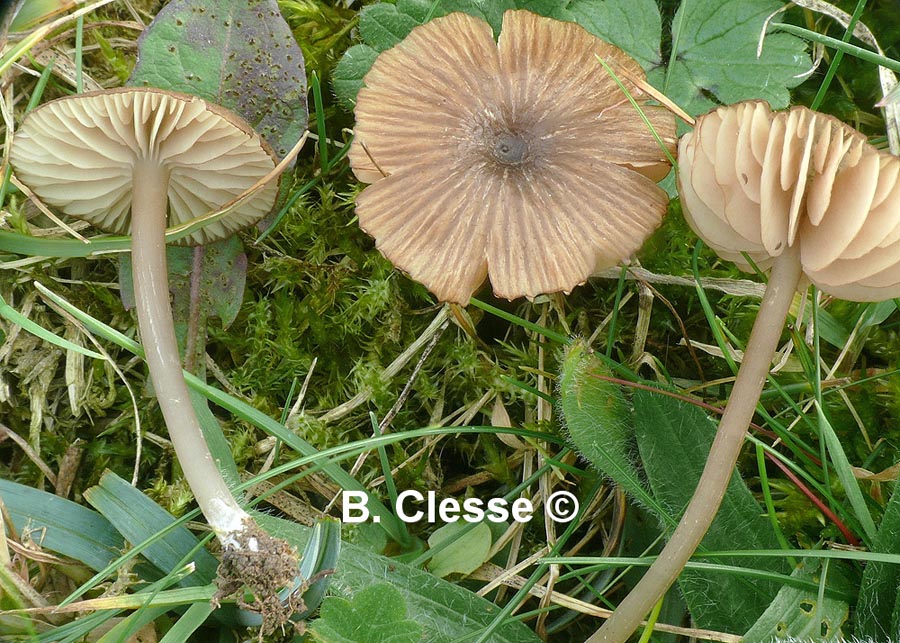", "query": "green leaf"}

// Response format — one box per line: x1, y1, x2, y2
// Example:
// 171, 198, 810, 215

259, 514, 540, 643
2, 471, 537, 642
333, 0, 810, 117
0, 291, 103, 359
427, 521, 492, 578
120, 239, 246, 329
743, 560, 848, 641
664, 0, 810, 115
515, 0, 570, 19
333, 44, 380, 110
309, 584, 423, 643
158, 602, 214, 643
83, 471, 220, 587
435, 0, 516, 34
129, 0, 307, 159
858, 475, 900, 639
633, 388, 788, 634
8, 0, 72, 31
331, 0, 568, 110
31, 282, 410, 545
563, 0, 662, 71
816, 402, 877, 542
238, 518, 342, 627
358, 3, 423, 51
0, 478, 124, 572
119, 238, 248, 371
558, 341, 662, 518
